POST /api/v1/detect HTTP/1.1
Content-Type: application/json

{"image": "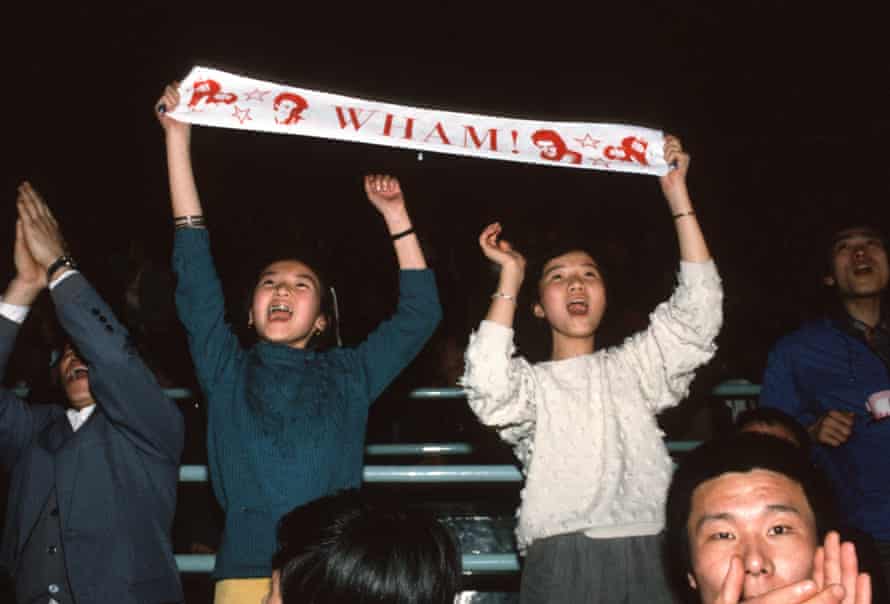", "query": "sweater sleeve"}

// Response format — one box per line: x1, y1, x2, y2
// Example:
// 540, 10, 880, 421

613, 260, 723, 414
461, 320, 538, 465
354, 269, 442, 402
172, 228, 243, 397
